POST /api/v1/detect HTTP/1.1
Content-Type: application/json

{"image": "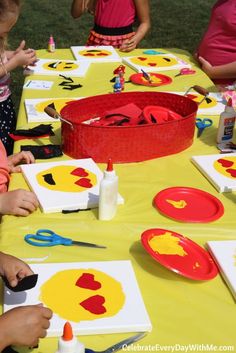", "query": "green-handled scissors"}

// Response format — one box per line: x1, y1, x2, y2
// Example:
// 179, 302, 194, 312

24, 229, 106, 249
